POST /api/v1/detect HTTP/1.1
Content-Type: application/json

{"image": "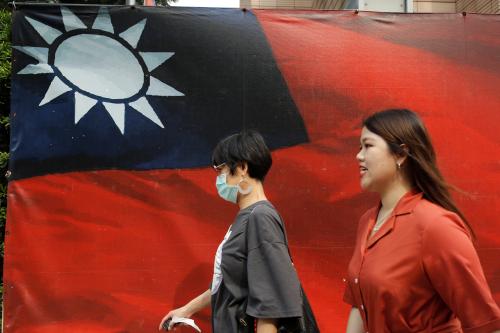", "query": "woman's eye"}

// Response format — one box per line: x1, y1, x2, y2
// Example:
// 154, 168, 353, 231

359, 143, 372, 150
